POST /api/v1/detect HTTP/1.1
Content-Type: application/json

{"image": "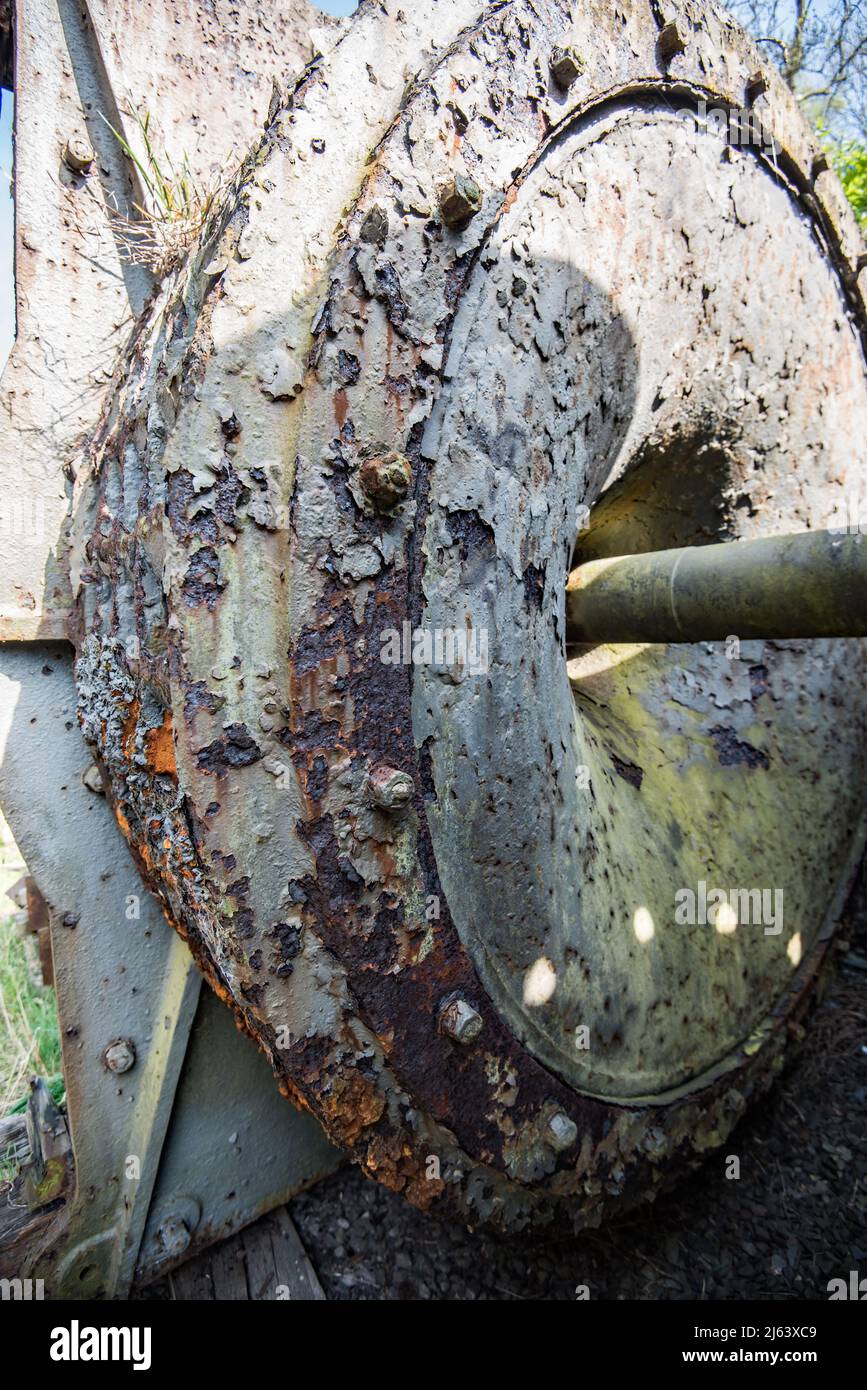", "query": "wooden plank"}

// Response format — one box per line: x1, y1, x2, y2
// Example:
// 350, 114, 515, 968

209, 1230, 249, 1301
242, 1219, 278, 1301
269, 1207, 326, 1301
169, 1252, 215, 1301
